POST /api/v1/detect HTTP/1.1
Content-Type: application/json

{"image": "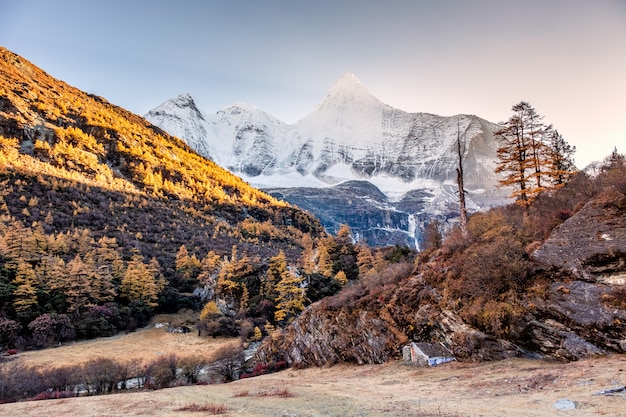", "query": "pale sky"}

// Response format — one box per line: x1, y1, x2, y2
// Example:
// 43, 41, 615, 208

1, 0, 625, 168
